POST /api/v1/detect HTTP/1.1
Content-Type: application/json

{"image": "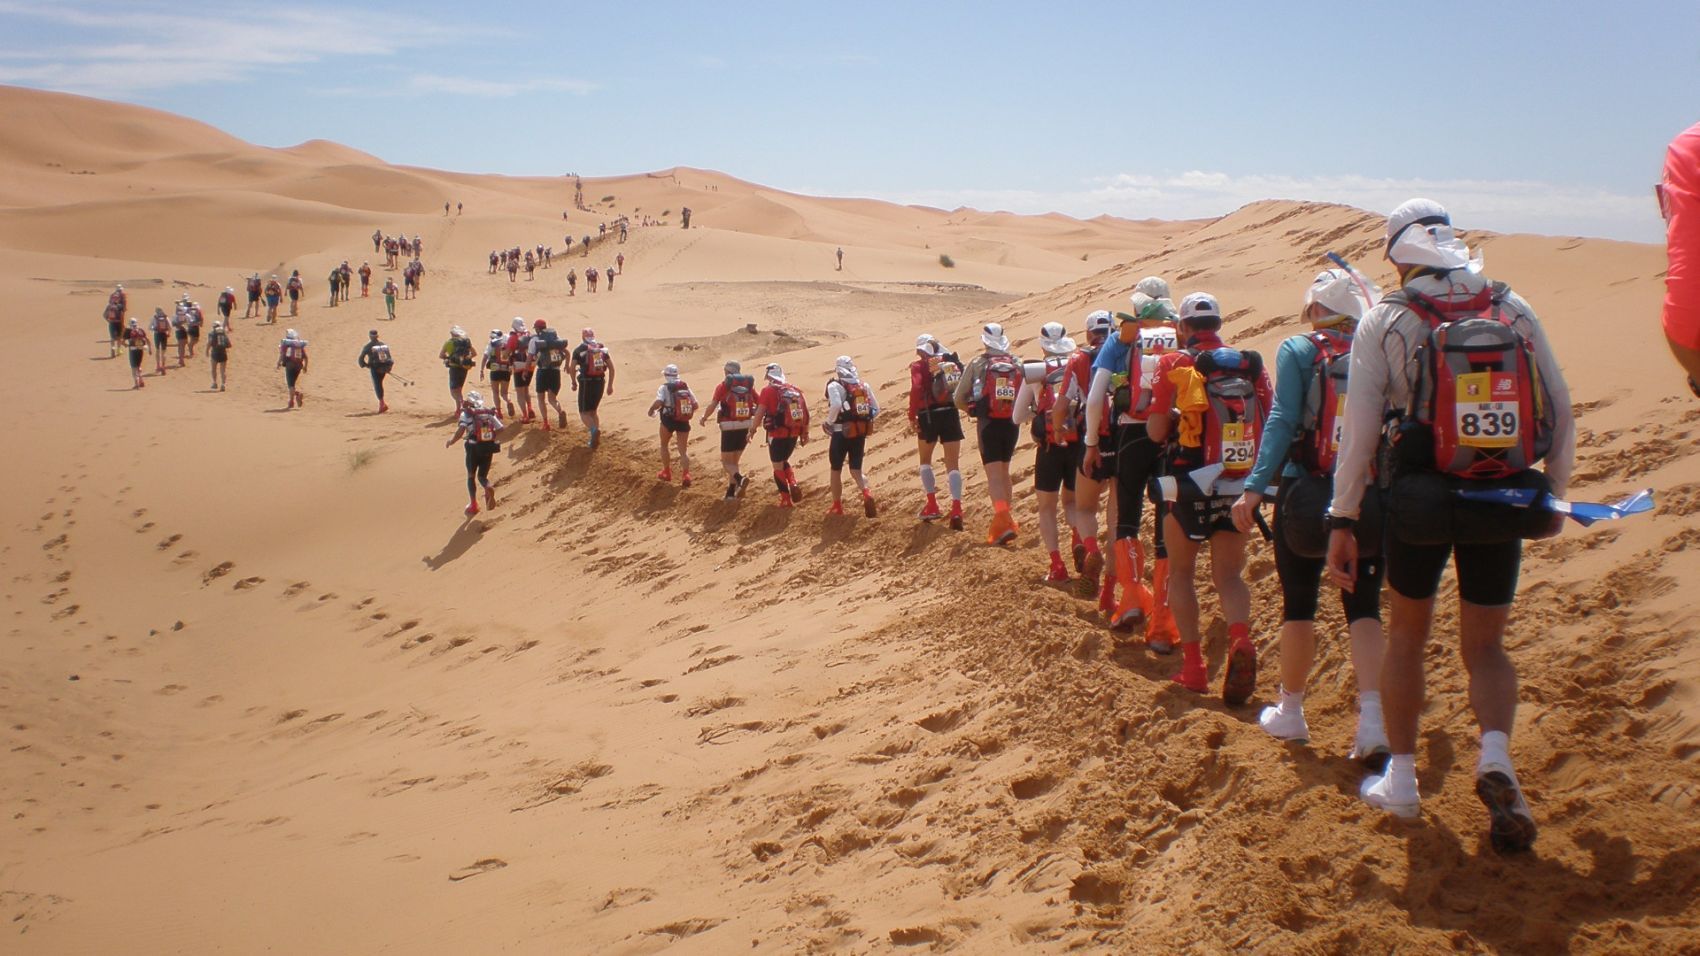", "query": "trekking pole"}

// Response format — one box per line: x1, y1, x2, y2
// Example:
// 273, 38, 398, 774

391, 374, 414, 387
1251, 508, 1275, 543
